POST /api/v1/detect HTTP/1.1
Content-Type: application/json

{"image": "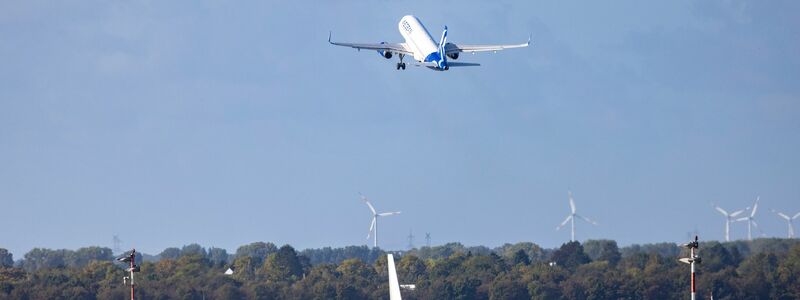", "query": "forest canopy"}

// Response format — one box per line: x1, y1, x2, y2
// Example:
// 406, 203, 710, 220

1, 238, 799, 299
